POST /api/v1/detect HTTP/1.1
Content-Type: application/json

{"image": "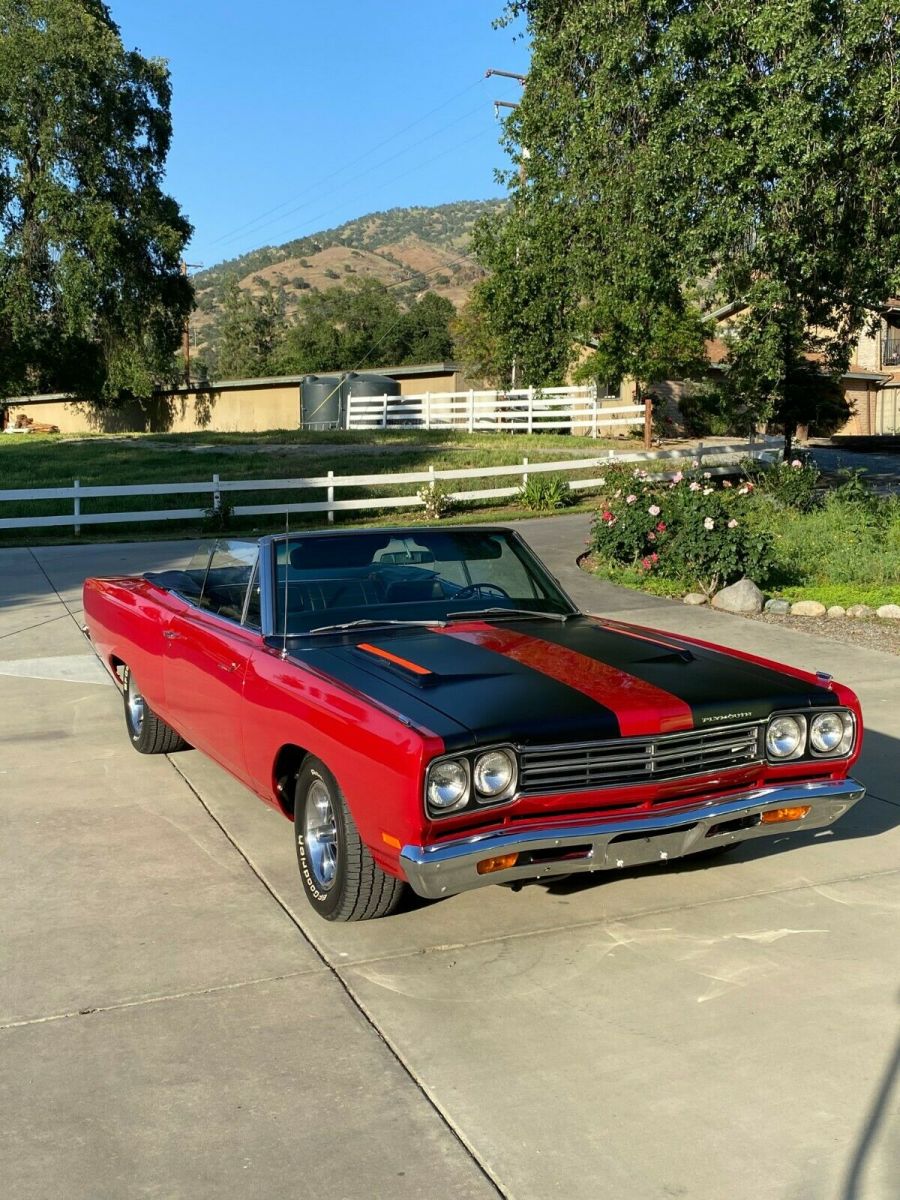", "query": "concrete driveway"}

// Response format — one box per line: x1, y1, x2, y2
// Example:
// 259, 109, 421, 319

1, 518, 898, 1200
